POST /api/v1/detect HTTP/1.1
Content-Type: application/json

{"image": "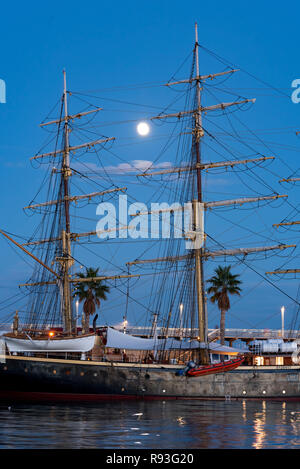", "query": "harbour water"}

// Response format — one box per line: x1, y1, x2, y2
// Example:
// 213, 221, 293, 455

0, 400, 299, 449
